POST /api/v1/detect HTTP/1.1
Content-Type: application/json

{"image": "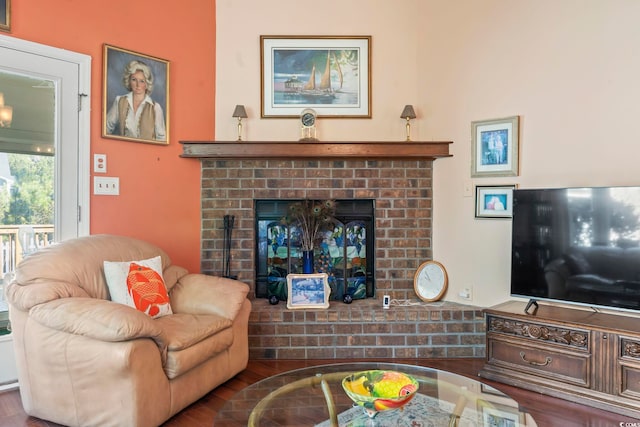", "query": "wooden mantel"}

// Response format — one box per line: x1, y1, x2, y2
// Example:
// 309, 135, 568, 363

180, 140, 452, 160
